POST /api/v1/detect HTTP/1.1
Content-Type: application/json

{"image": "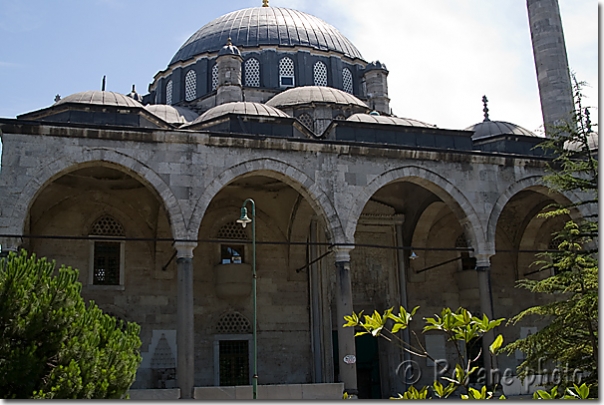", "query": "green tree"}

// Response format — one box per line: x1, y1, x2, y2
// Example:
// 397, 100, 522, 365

0, 250, 142, 399
504, 79, 598, 396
